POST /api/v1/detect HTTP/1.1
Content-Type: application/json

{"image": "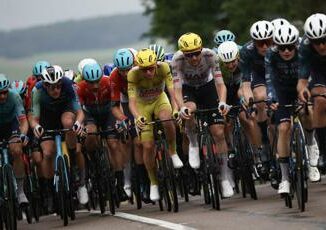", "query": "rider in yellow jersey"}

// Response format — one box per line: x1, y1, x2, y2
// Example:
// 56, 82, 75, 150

128, 48, 183, 201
